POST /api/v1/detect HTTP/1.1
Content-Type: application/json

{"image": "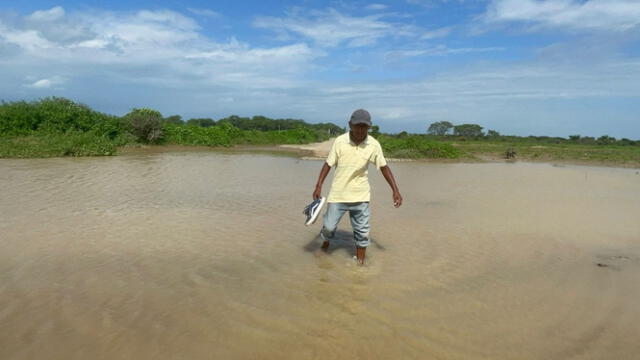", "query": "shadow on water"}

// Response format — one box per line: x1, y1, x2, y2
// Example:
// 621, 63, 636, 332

302, 229, 387, 256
